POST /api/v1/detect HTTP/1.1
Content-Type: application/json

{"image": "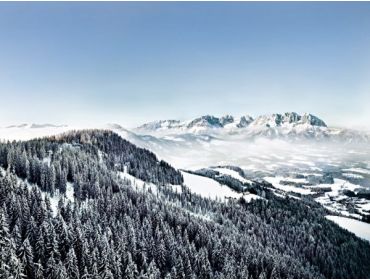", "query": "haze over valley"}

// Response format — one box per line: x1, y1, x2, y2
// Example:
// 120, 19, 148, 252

2, 112, 370, 231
